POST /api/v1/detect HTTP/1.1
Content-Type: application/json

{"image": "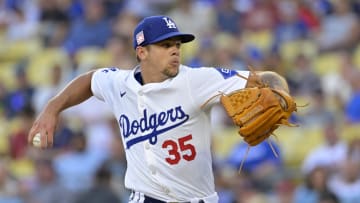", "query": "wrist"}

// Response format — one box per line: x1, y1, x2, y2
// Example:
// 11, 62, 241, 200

45, 95, 67, 116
